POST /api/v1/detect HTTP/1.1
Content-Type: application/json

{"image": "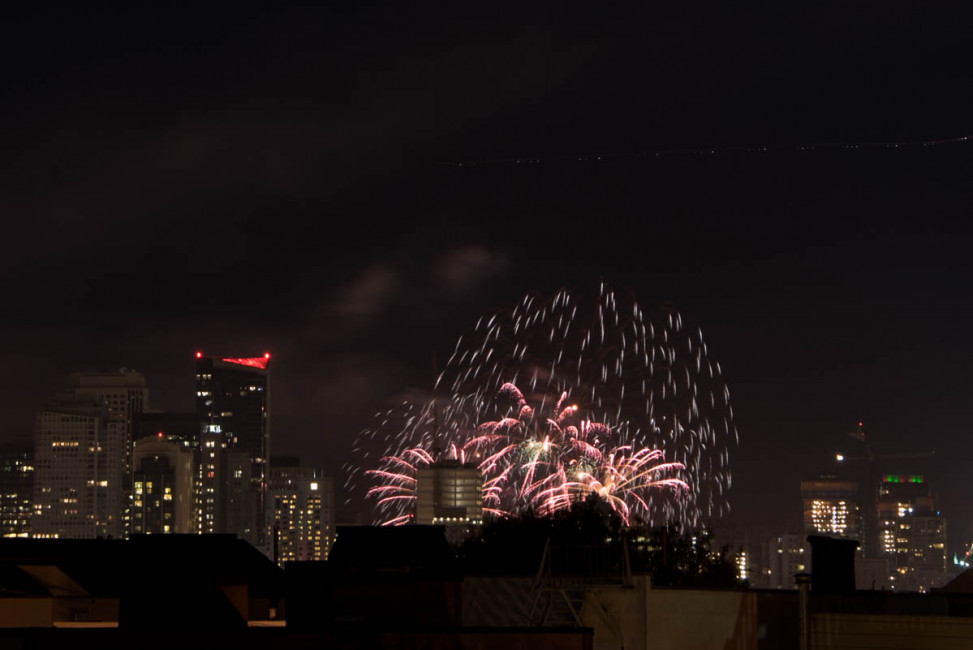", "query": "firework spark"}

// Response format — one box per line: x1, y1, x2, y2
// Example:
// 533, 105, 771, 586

538, 447, 690, 525
348, 283, 737, 527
